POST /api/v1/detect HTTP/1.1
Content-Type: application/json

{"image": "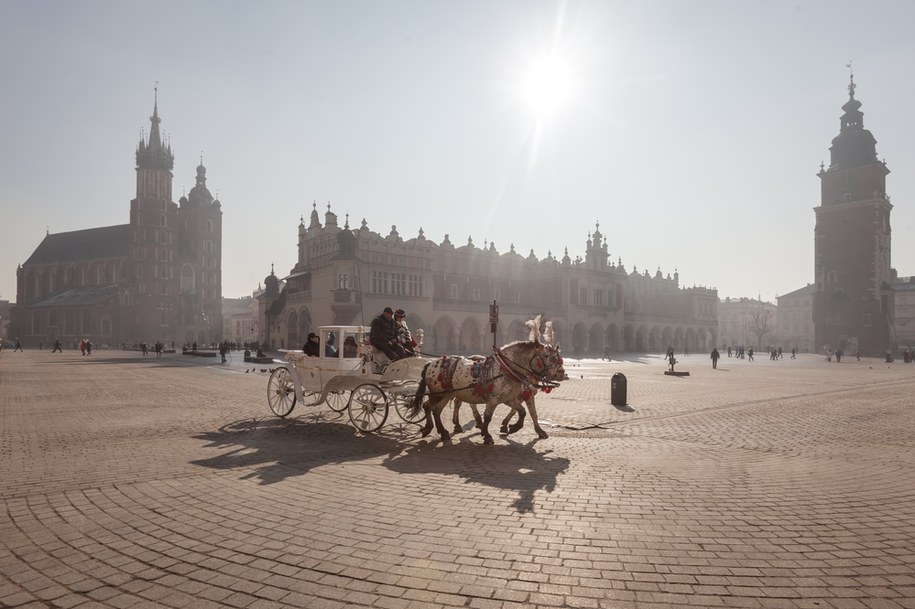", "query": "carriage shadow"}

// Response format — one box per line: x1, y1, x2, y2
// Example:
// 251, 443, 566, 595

382, 436, 570, 513
190, 412, 405, 485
